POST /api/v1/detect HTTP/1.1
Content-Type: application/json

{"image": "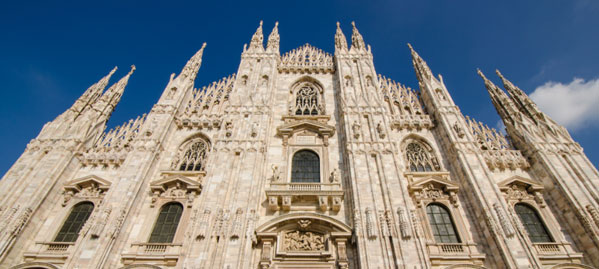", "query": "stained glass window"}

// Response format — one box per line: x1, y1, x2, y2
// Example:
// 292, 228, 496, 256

291, 150, 320, 183
54, 202, 94, 242
426, 203, 460, 243
515, 203, 553, 243
149, 203, 184, 243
